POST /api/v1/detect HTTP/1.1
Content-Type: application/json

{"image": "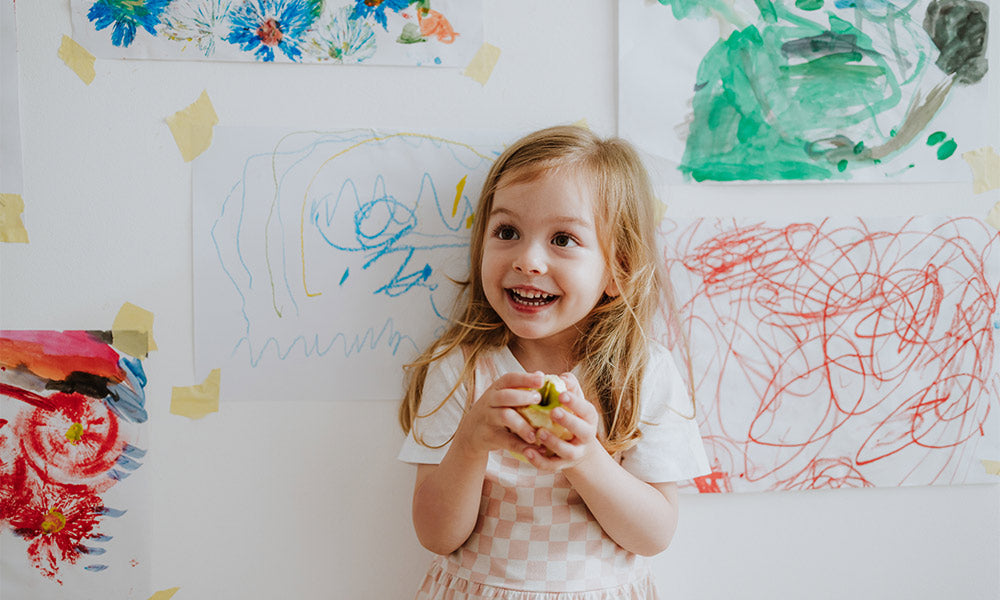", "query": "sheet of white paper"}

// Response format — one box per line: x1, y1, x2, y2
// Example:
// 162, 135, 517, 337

1, 0, 23, 194
619, 0, 994, 183
193, 127, 507, 401
659, 216, 1000, 492
0, 332, 151, 599
69, 0, 482, 67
